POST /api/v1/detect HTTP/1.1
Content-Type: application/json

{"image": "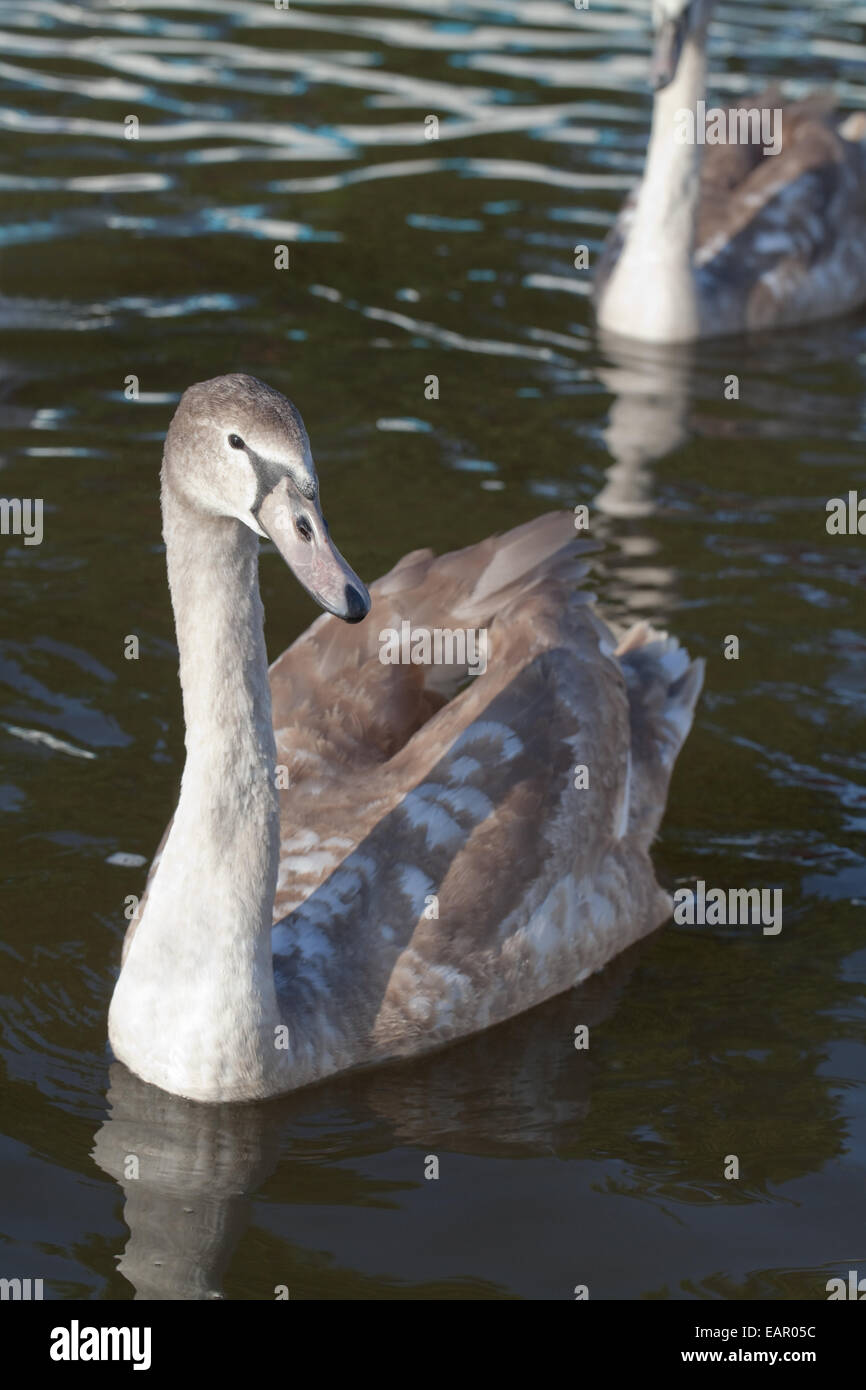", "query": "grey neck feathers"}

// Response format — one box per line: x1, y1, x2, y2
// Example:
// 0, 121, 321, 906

158, 473, 280, 955
107, 476, 283, 1100
164, 475, 277, 785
